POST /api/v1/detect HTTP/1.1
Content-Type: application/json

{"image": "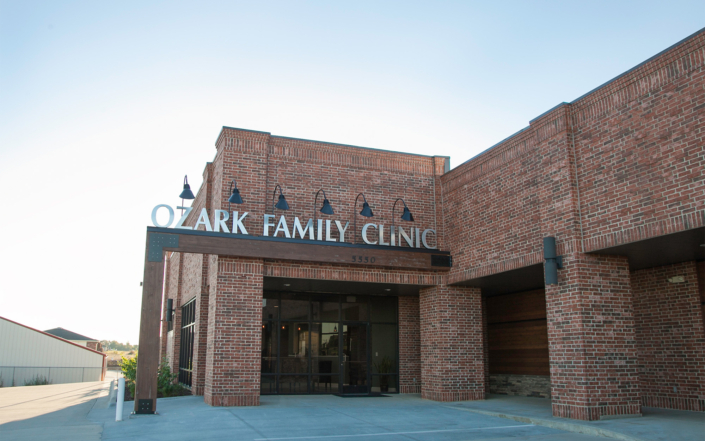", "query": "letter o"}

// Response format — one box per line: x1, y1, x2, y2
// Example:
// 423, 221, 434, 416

151, 204, 174, 228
